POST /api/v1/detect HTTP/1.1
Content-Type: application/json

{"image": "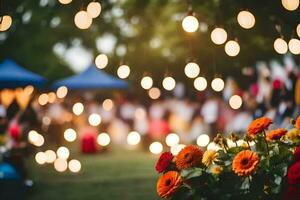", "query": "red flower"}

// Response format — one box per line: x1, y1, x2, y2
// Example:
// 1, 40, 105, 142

155, 152, 174, 173
247, 117, 272, 136
294, 146, 300, 162
288, 162, 300, 185
296, 116, 300, 129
